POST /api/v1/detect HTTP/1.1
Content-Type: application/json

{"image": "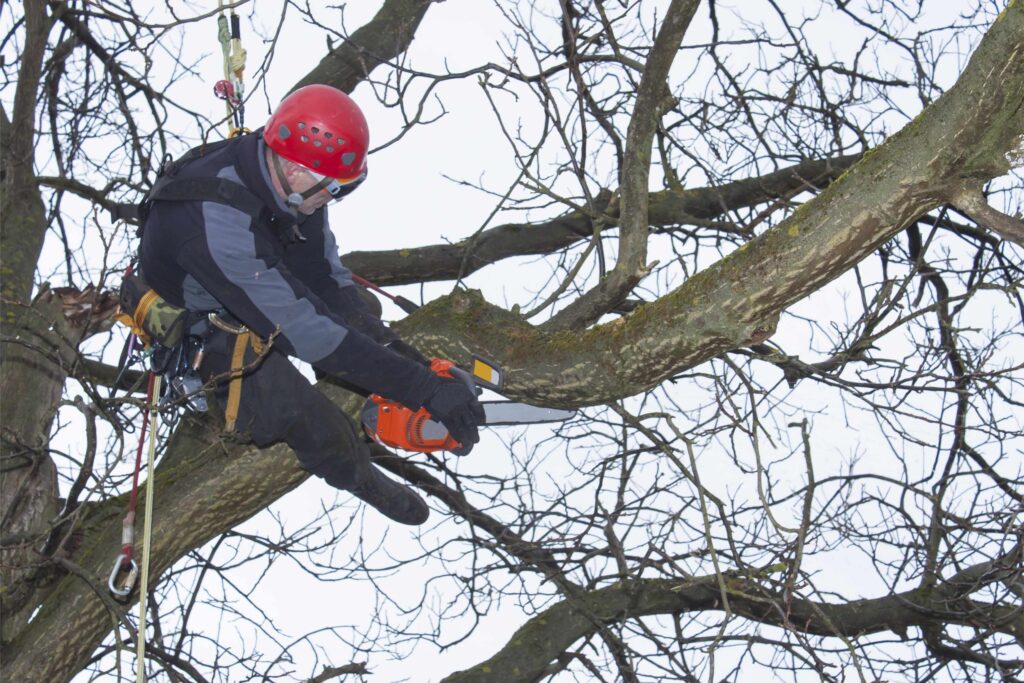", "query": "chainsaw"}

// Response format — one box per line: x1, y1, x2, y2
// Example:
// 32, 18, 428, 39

361, 356, 575, 454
